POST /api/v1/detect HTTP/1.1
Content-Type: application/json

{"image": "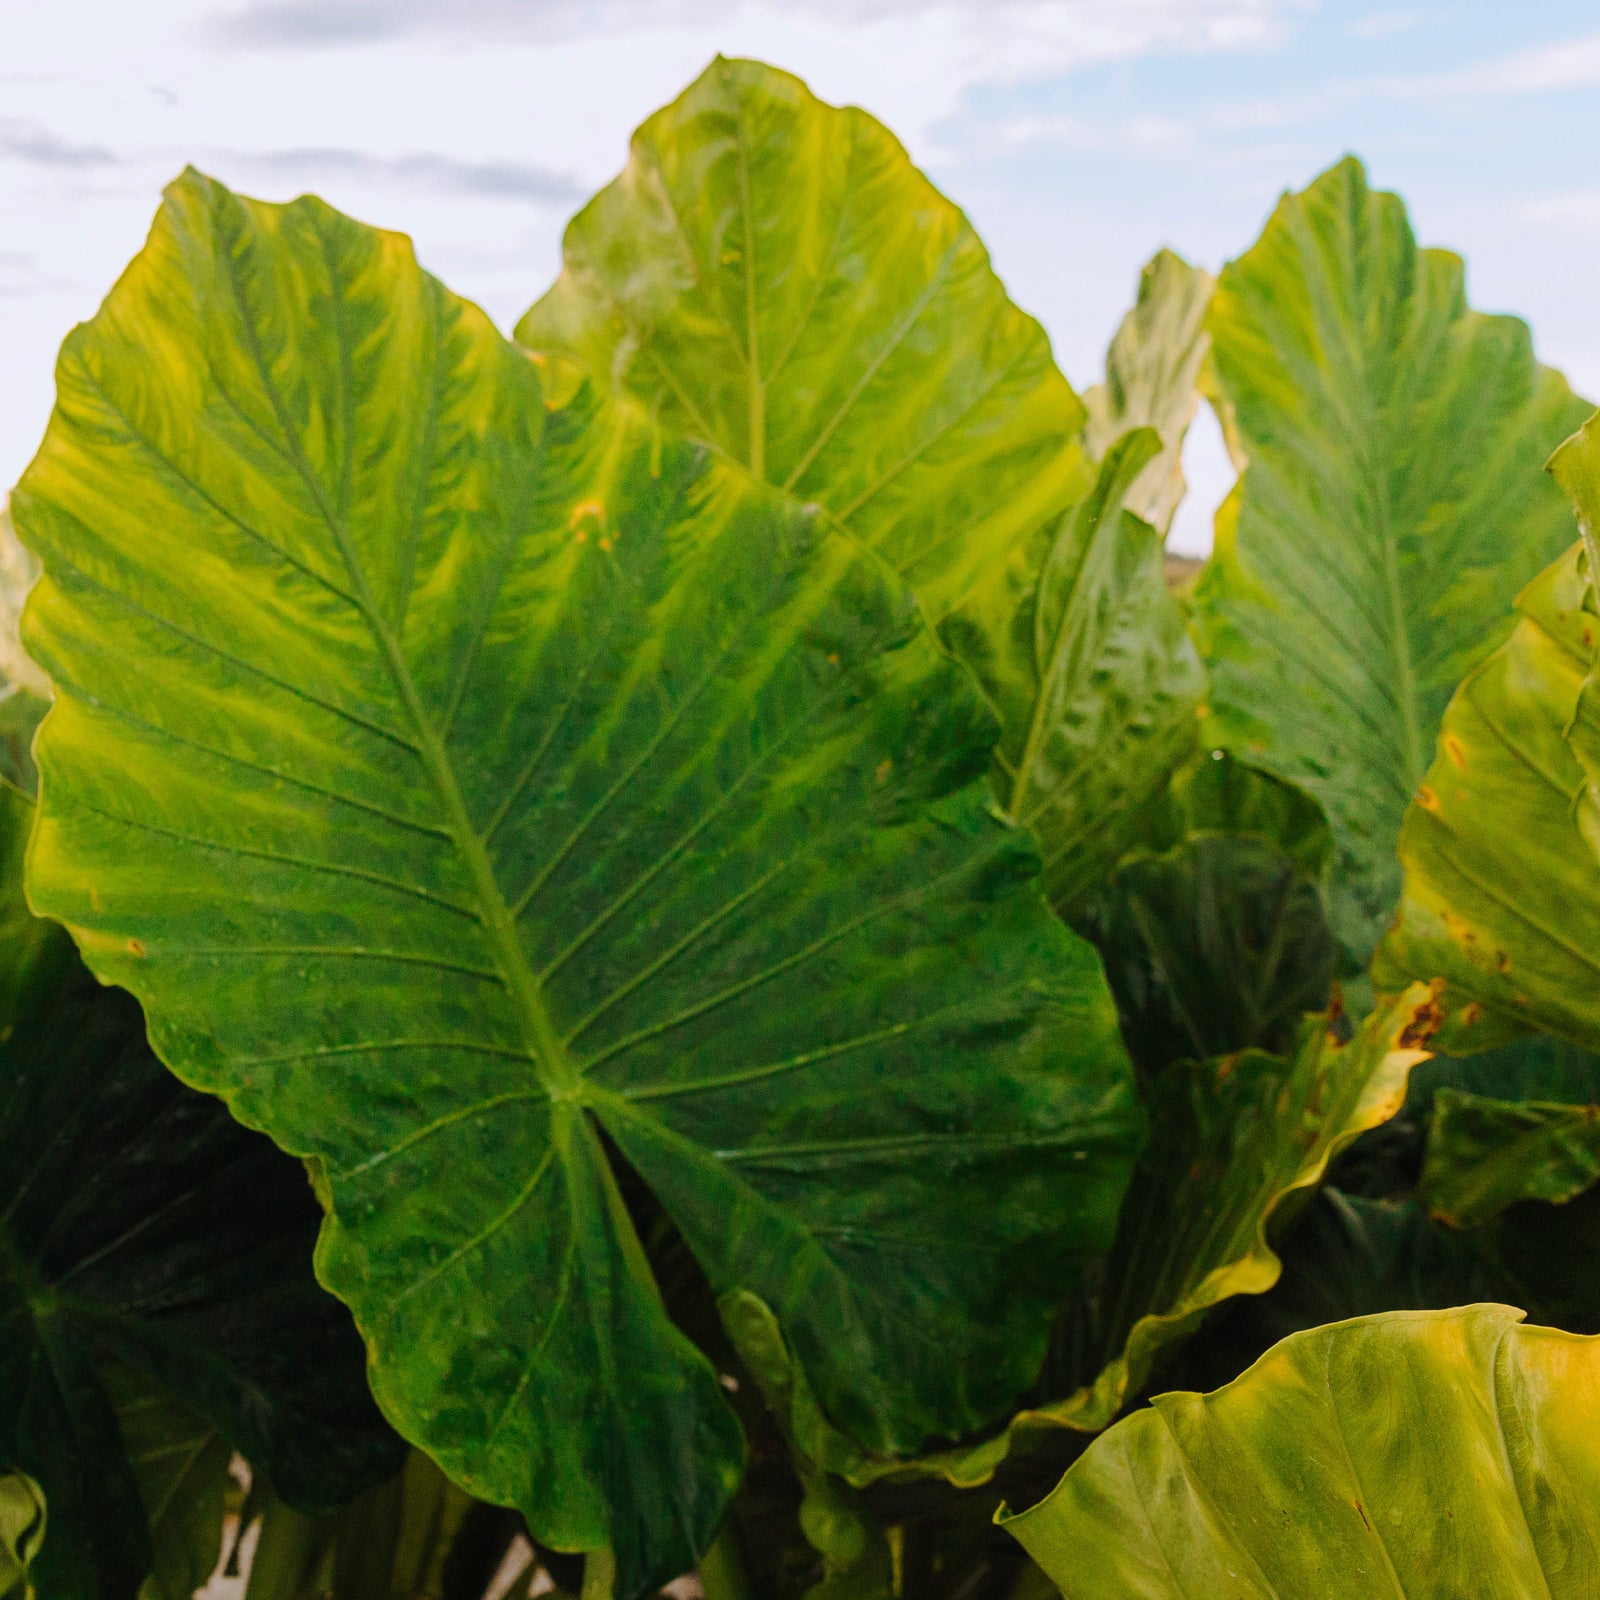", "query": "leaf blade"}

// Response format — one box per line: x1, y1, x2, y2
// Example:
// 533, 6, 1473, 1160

1002, 1305, 1600, 1599
16, 169, 1141, 1590
515, 56, 1087, 624
1195, 156, 1592, 963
